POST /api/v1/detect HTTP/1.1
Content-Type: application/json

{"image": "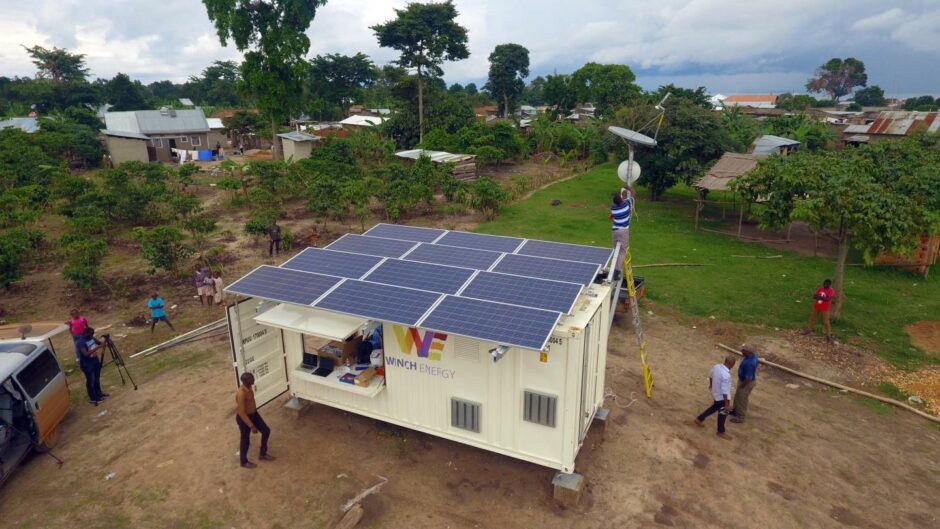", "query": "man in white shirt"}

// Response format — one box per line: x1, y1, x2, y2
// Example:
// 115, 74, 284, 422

694, 355, 736, 440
